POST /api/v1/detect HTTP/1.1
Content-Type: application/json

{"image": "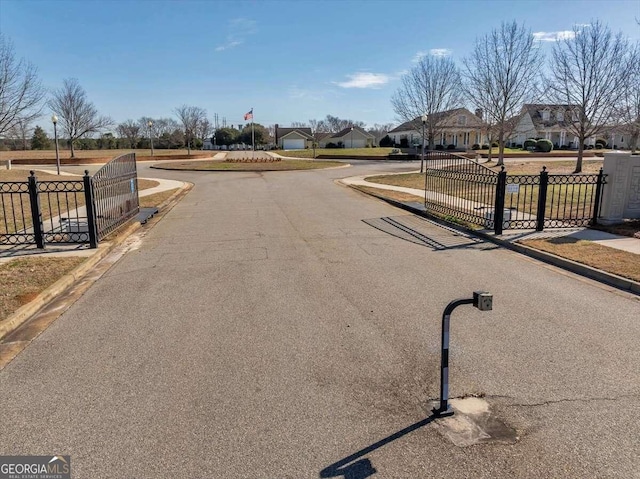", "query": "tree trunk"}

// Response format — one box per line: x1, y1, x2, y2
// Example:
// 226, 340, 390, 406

70, 139, 76, 158
497, 130, 505, 166
575, 138, 584, 173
